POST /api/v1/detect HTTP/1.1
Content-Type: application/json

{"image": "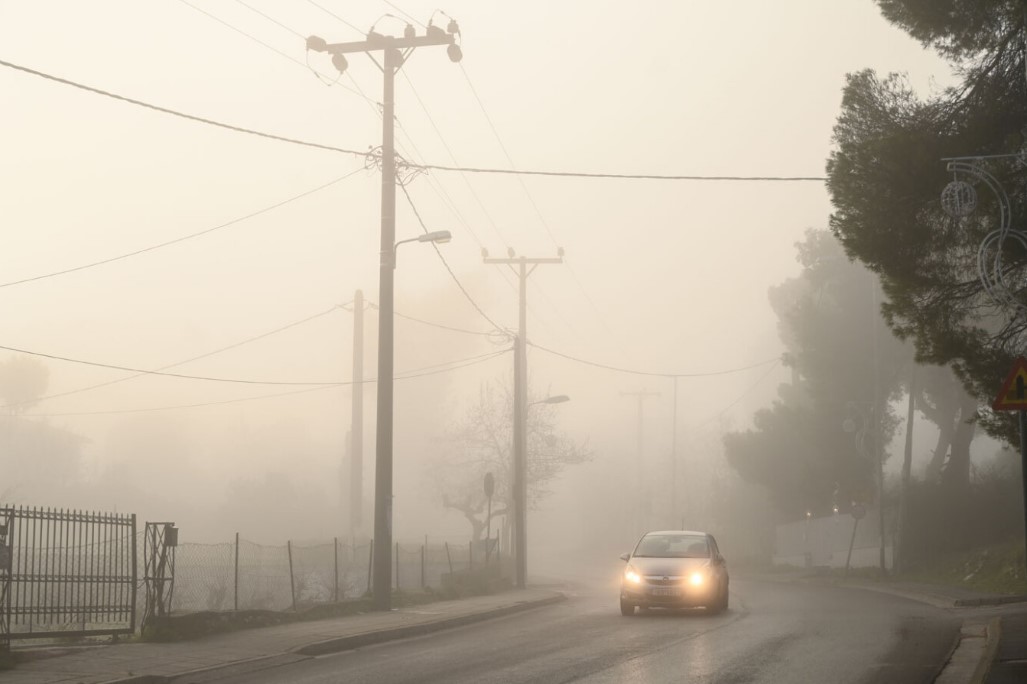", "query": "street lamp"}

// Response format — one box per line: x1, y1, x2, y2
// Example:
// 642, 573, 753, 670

369, 229, 452, 611
530, 395, 570, 406
393, 231, 452, 267
513, 393, 571, 588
